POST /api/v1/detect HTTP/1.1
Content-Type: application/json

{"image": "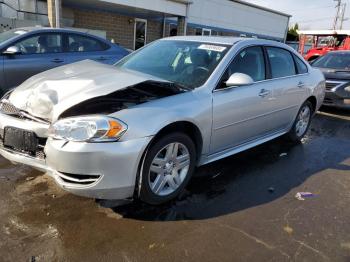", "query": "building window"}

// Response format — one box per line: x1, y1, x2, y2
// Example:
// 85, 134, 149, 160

202, 28, 211, 36
195, 28, 202, 36
169, 23, 177, 36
